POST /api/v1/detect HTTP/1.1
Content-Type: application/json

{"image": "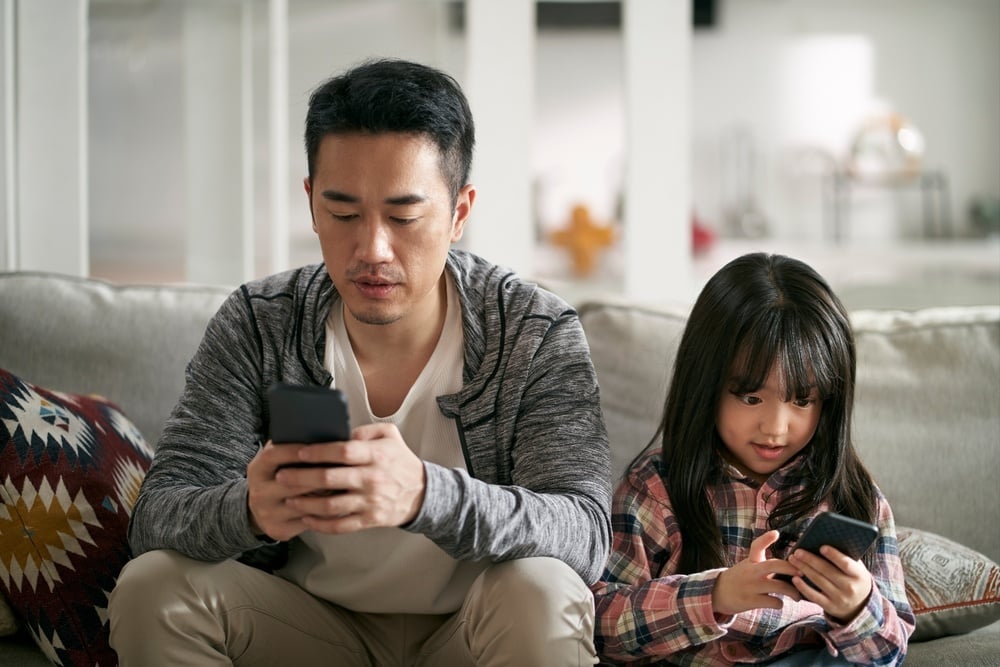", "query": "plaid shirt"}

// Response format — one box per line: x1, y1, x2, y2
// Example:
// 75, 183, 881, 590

592, 450, 914, 666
